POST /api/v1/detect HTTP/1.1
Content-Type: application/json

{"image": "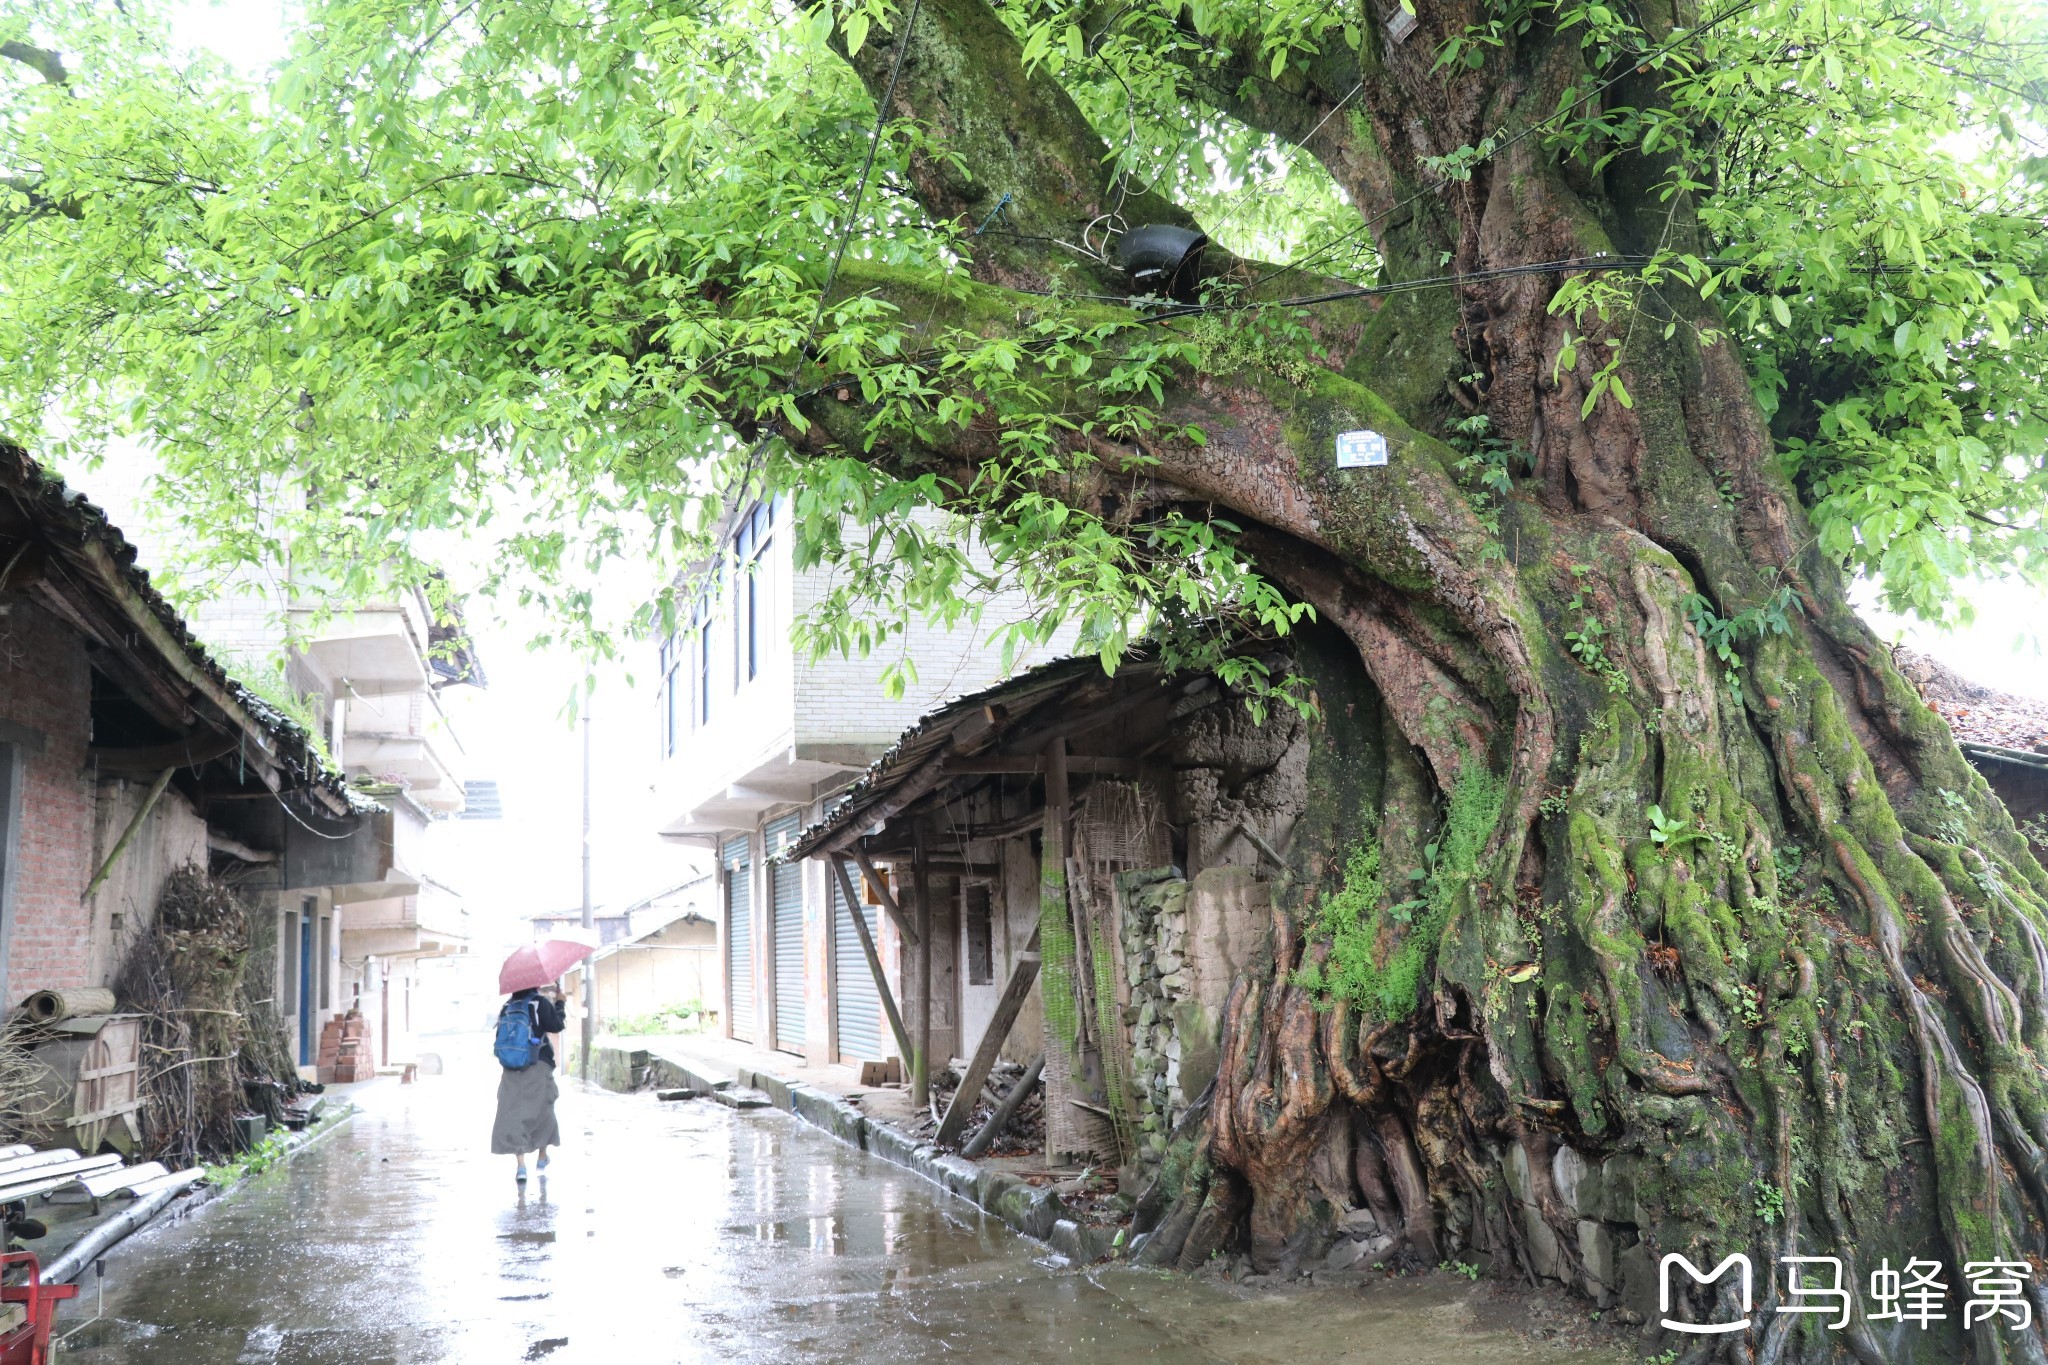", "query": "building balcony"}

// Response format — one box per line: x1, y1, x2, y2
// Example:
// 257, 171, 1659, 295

345, 734, 465, 814
291, 599, 434, 697
657, 743, 873, 839
282, 804, 422, 905
322, 801, 425, 905
339, 888, 469, 960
